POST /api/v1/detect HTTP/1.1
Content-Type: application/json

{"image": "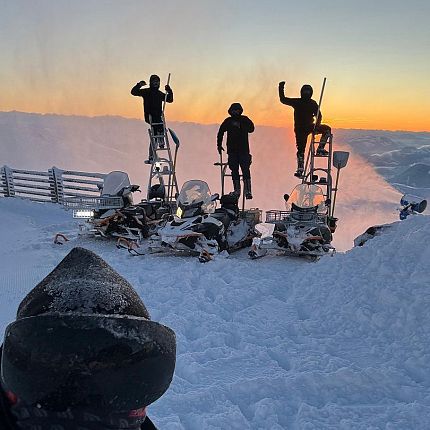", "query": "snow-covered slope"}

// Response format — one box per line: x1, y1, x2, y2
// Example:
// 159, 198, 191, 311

391, 163, 430, 188
1, 198, 429, 429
